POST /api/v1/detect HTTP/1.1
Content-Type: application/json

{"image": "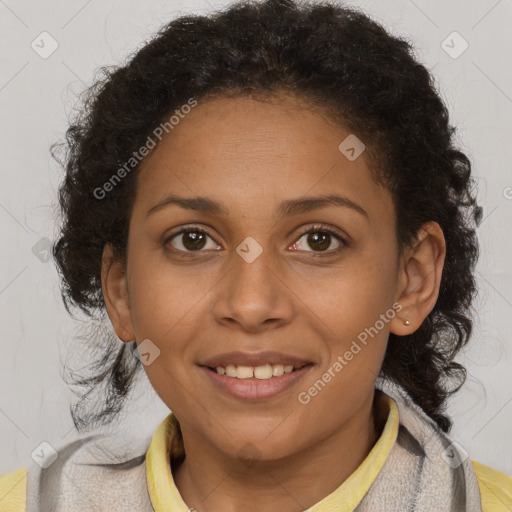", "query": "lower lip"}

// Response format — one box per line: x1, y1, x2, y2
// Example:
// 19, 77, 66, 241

199, 364, 313, 401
